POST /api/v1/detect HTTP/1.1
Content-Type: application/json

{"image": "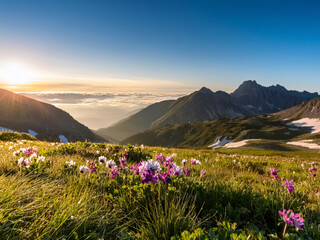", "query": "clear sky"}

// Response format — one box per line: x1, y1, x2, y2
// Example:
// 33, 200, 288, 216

0, 0, 319, 93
